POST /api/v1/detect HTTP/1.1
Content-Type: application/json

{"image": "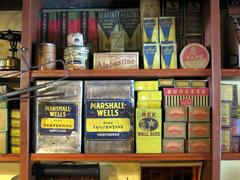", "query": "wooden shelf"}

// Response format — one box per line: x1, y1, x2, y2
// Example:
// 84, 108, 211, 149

0, 154, 20, 162
0, 71, 20, 78
31, 153, 211, 162
31, 69, 212, 79
222, 153, 240, 160
222, 69, 240, 78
